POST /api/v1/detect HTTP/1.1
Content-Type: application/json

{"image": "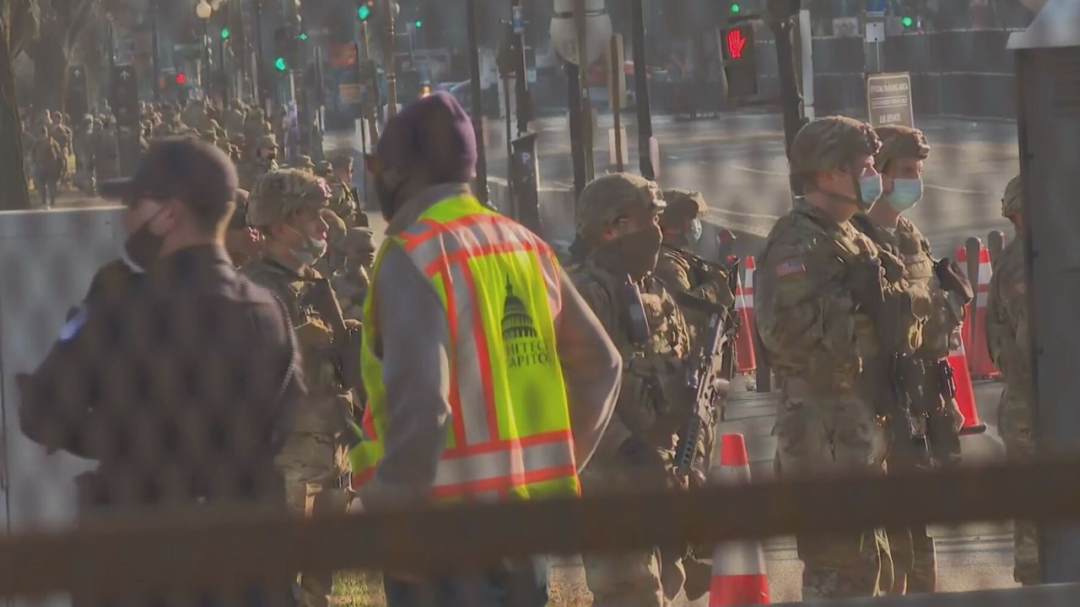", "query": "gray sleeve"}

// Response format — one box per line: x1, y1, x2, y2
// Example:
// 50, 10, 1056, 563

555, 271, 623, 471
362, 243, 452, 507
